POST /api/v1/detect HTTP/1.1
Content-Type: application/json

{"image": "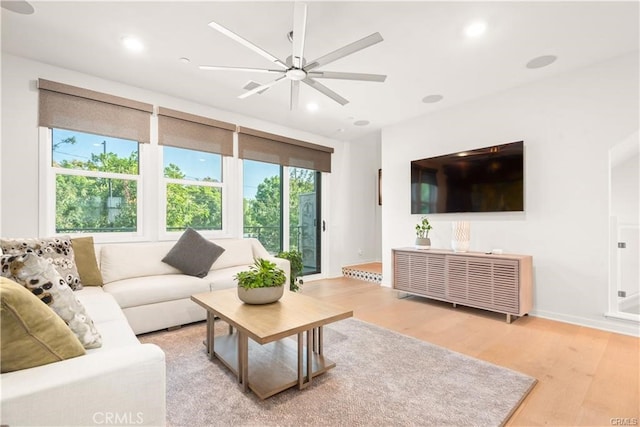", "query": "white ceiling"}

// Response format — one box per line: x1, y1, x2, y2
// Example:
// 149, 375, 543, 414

2, 1, 638, 140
